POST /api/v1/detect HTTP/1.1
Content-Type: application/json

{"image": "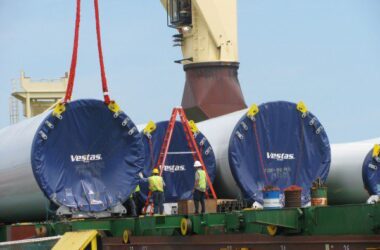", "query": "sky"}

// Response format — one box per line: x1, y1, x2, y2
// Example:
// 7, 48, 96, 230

0, 0, 379, 143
